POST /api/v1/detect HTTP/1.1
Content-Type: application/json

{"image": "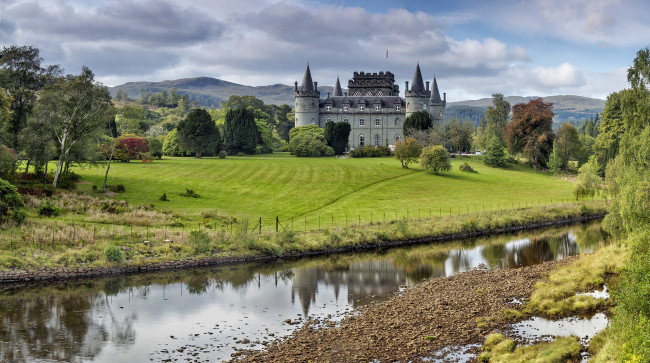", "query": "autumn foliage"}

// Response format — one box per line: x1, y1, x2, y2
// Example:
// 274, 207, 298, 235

504, 99, 555, 169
